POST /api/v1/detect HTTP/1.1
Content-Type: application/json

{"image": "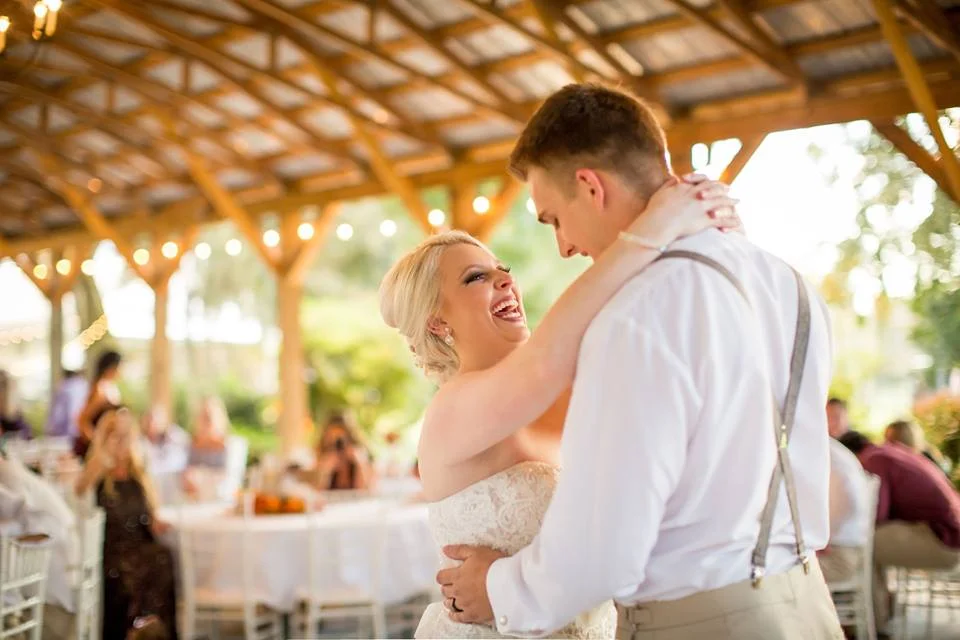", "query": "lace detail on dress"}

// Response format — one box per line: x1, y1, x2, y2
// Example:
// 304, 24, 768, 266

415, 461, 616, 639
